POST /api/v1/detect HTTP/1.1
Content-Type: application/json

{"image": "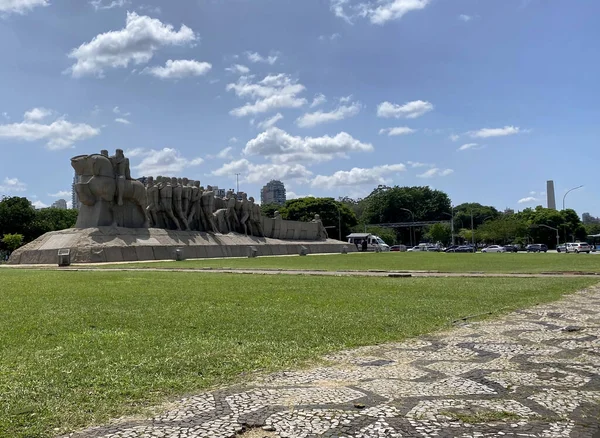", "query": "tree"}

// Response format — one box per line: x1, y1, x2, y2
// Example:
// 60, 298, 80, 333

424, 223, 452, 245
2, 233, 24, 252
260, 203, 281, 219
453, 203, 501, 230
0, 197, 36, 240
282, 197, 358, 241
29, 208, 78, 237
476, 216, 528, 244
360, 185, 452, 244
